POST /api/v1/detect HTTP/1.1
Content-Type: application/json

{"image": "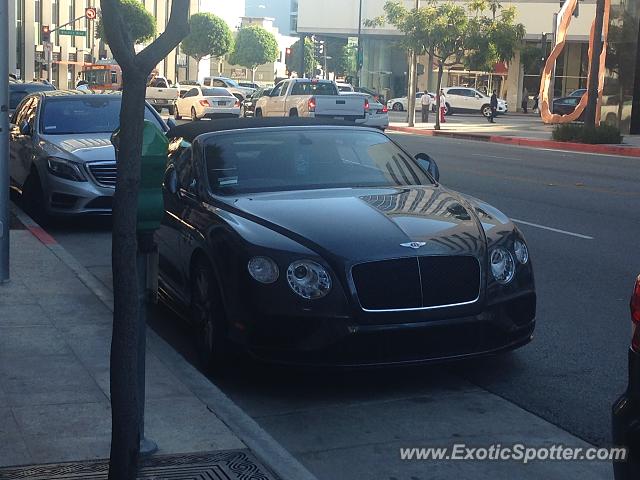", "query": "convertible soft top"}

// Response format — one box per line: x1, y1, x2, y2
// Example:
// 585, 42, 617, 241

166, 117, 366, 142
